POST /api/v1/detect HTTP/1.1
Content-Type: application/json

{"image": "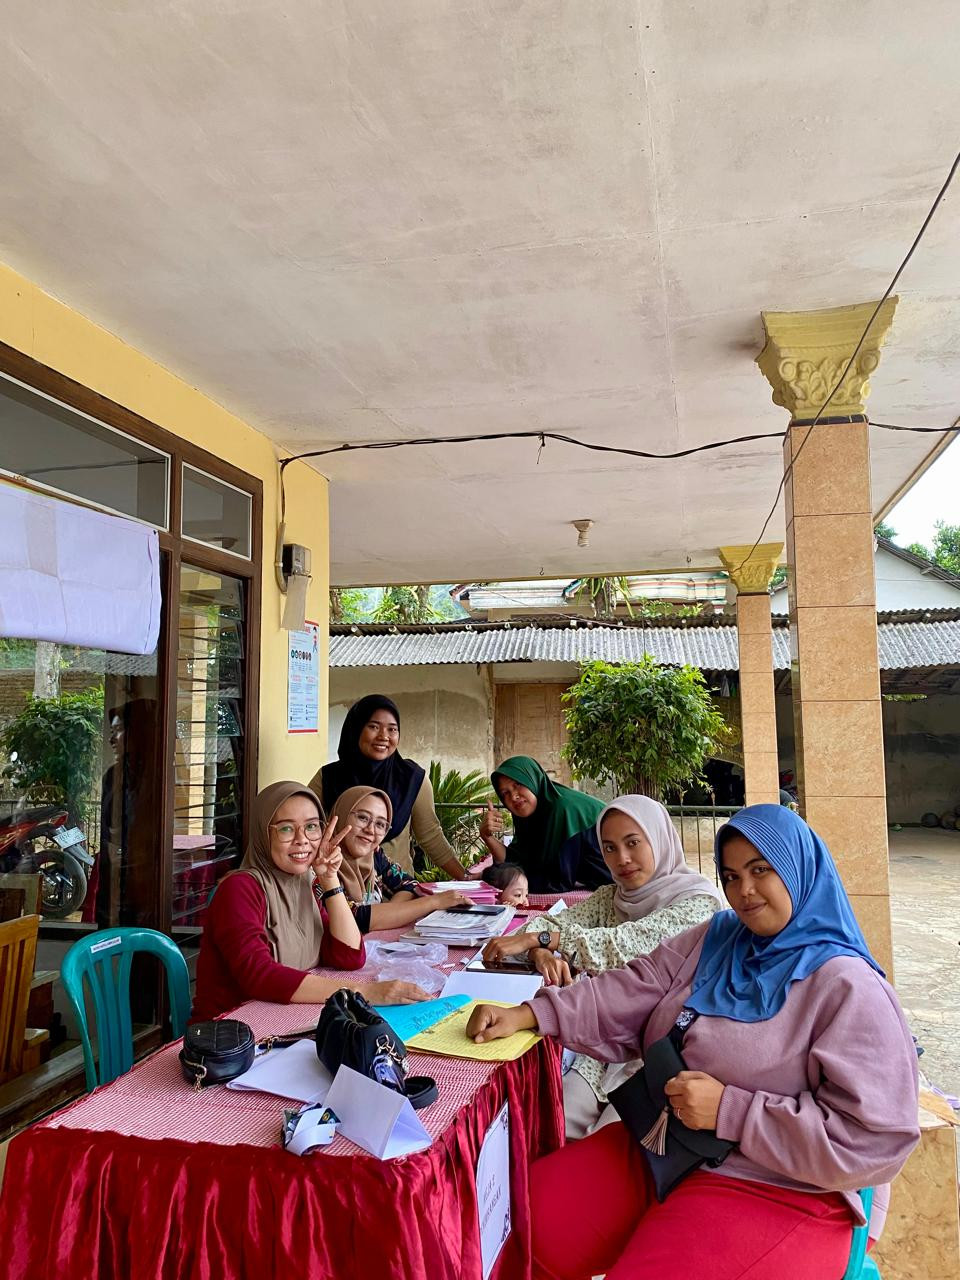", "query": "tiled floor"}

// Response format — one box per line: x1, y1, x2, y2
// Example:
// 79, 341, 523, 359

889, 827, 960, 1100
